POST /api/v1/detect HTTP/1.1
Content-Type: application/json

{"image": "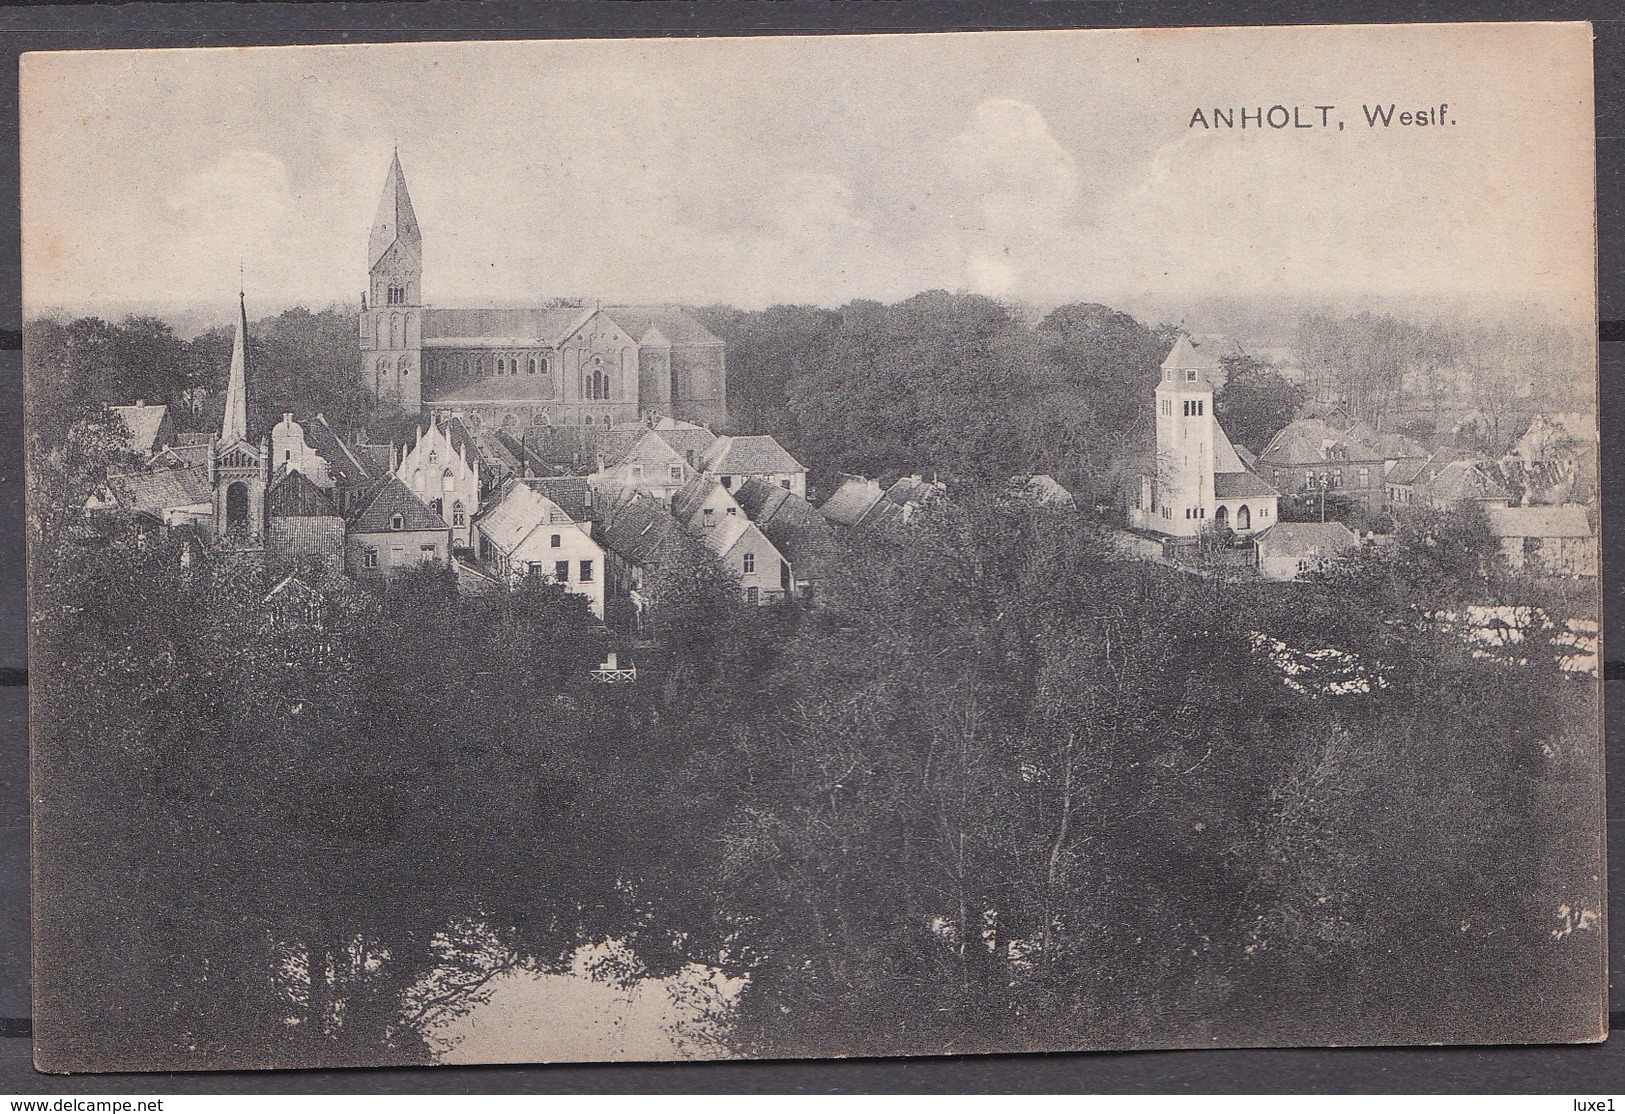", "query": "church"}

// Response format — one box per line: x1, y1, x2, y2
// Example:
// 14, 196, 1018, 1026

1132, 335, 1278, 537
360, 152, 728, 433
